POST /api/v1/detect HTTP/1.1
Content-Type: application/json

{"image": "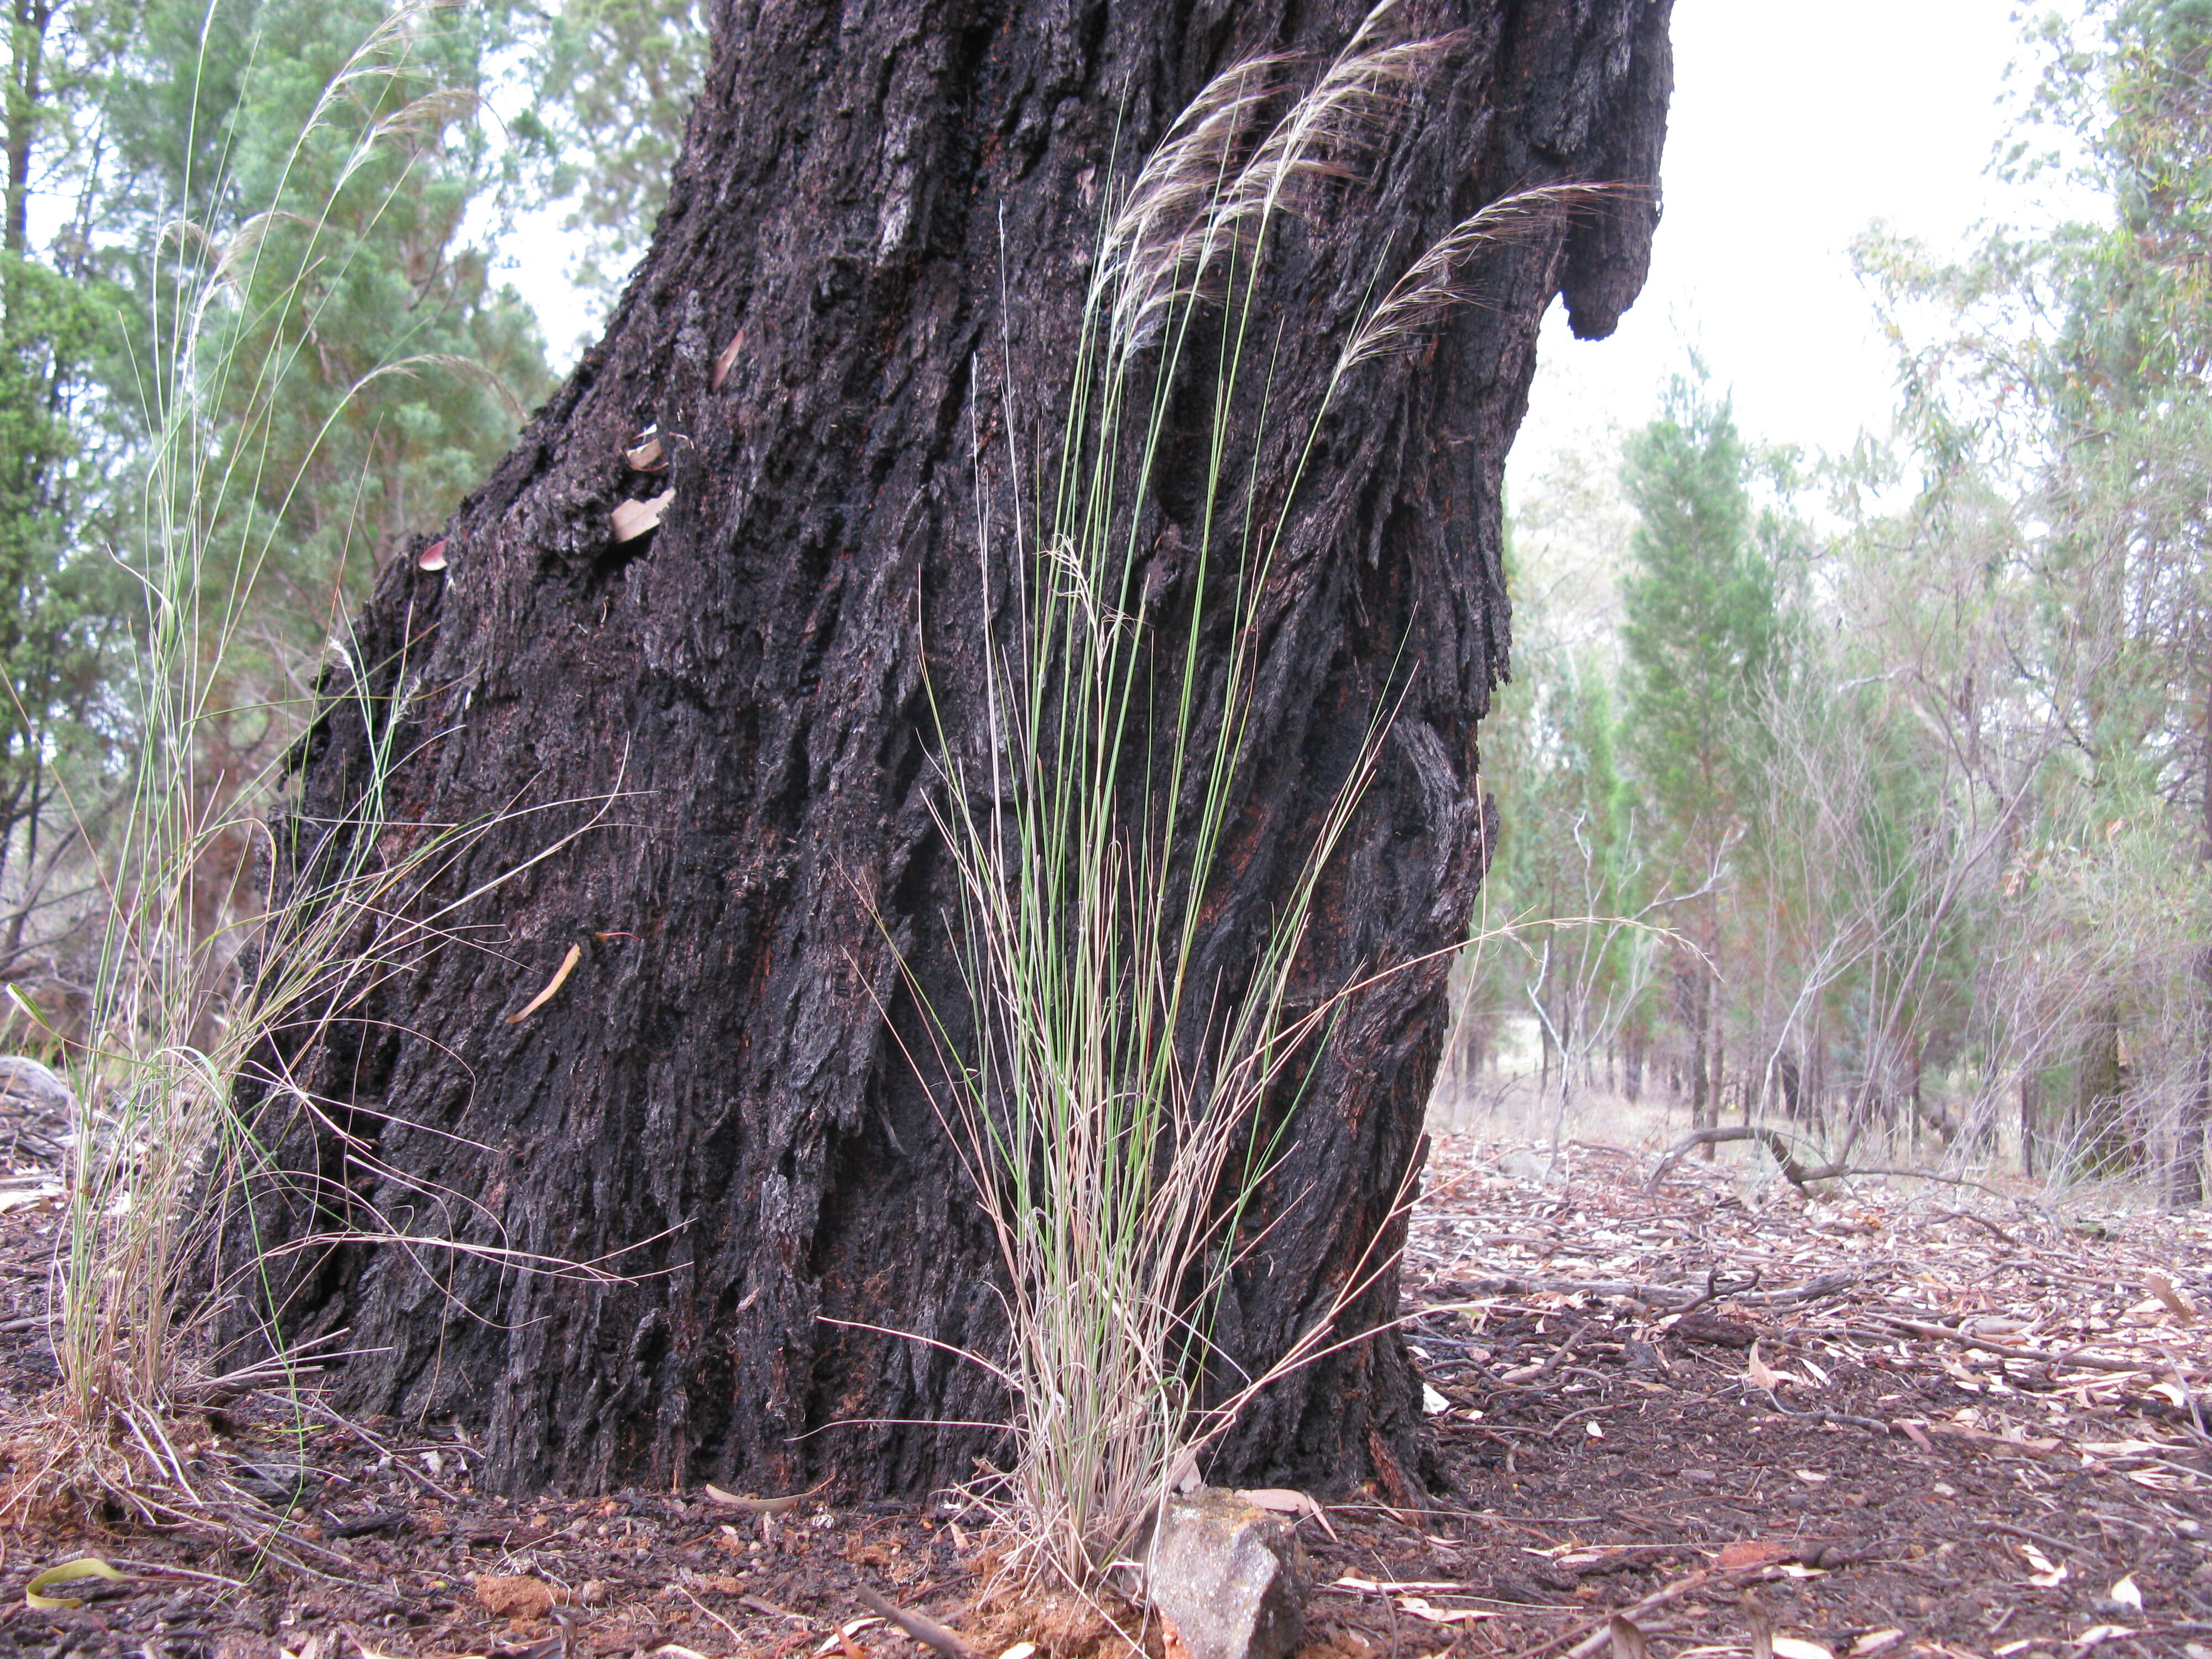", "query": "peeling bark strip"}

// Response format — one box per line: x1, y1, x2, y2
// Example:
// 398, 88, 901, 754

234, 0, 1672, 1494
